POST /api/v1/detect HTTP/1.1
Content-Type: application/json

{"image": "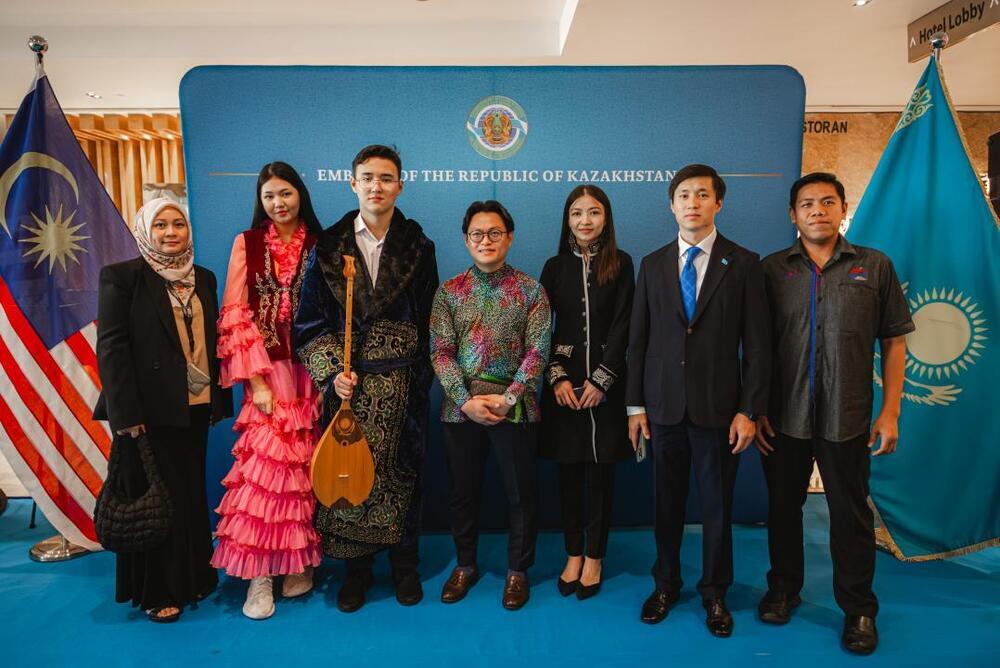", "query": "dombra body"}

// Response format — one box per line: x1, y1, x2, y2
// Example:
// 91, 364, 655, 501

309, 255, 376, 508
